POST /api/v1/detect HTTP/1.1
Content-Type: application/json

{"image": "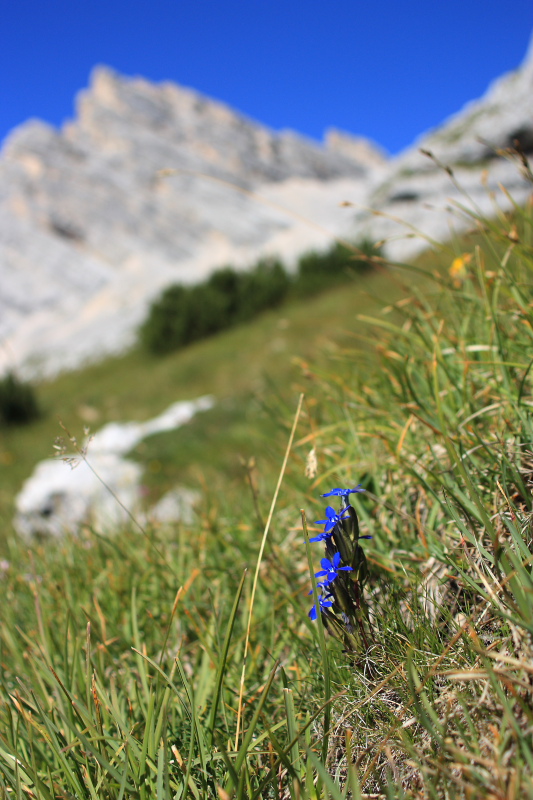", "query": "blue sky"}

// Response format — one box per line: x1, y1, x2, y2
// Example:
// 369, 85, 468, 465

1, 0, 532, 155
